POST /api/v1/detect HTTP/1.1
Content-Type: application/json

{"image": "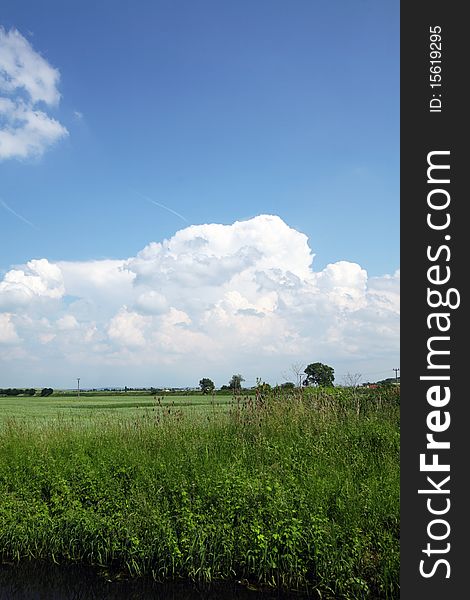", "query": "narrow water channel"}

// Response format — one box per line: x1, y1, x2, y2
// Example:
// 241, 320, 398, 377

0, 562, 309, 599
